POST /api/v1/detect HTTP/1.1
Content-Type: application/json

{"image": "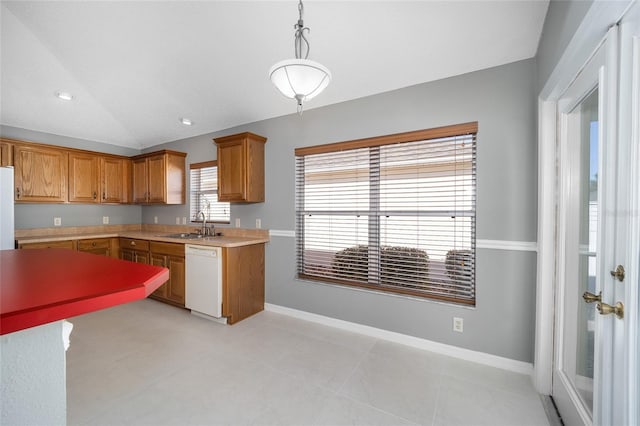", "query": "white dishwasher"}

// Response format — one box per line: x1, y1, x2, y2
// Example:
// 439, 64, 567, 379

185, 245, 223, 319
